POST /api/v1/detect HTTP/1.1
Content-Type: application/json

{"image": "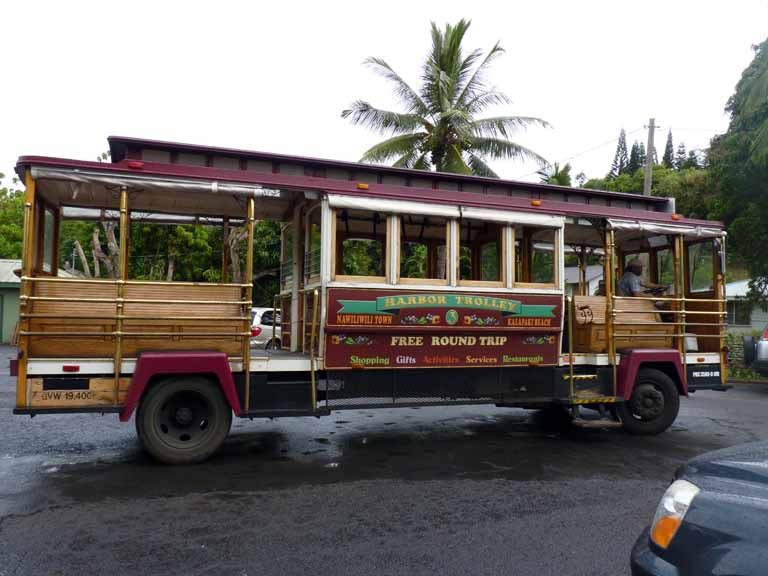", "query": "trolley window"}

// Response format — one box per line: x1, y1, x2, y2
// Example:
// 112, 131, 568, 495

305, 206, 322, 283
459, 218, 504, 286
688, 241, 714, 293
399, 215, 449, 284
334, 208, 388, 281
515, 225, 558, 287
